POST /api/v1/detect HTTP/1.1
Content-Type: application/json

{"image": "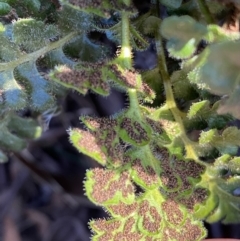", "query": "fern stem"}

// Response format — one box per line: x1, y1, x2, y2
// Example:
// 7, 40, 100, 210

196, 0, 215, 24
0, 32, 77, 72
128, 88, 140, 110
119, 11, 132, 69
155, 29, 199, 161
